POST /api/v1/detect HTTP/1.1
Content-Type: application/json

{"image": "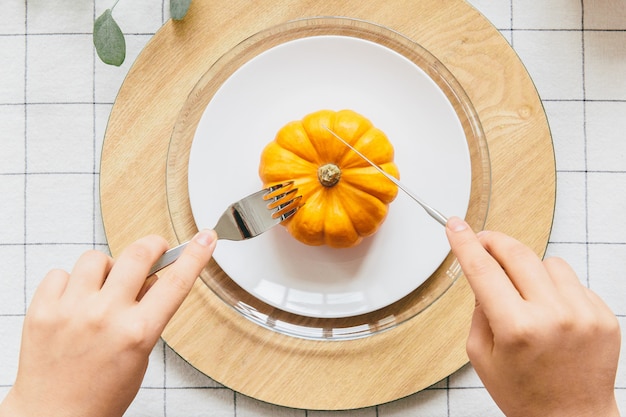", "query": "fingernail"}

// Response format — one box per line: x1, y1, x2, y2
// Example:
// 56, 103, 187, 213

194, 229, 217, 247
447, 216, 468, 232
